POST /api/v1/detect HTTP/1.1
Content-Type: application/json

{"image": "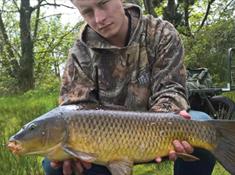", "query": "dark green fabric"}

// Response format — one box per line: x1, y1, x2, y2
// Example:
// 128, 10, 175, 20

187, 68, 213, 93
